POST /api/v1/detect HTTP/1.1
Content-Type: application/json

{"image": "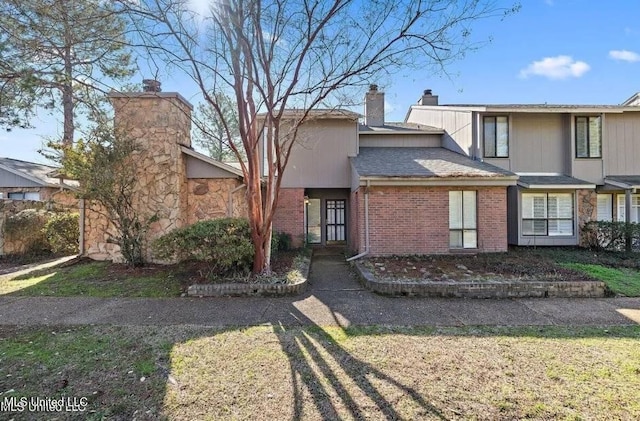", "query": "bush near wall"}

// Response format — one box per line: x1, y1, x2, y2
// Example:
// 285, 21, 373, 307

44, 212, 80, 254
152, 218, 254, 275
4, 209, 52, 255
582, 221, 640, 252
